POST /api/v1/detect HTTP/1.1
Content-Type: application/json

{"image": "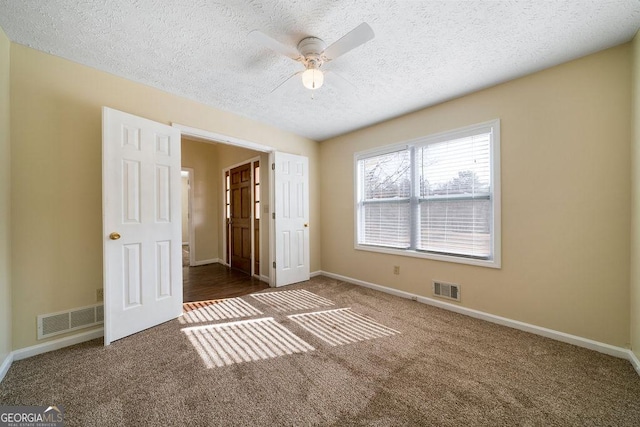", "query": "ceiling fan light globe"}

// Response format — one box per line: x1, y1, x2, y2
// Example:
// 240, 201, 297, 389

302, 68, 324, 90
